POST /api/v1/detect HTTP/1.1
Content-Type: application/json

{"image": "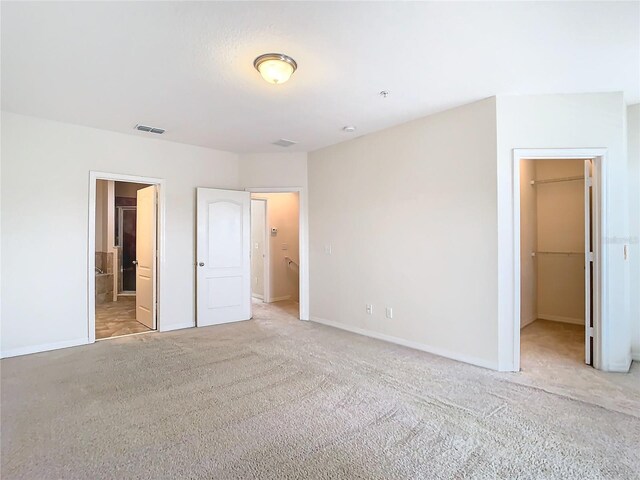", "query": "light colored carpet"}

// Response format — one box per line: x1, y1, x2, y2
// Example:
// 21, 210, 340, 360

2, 301, 639, 479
